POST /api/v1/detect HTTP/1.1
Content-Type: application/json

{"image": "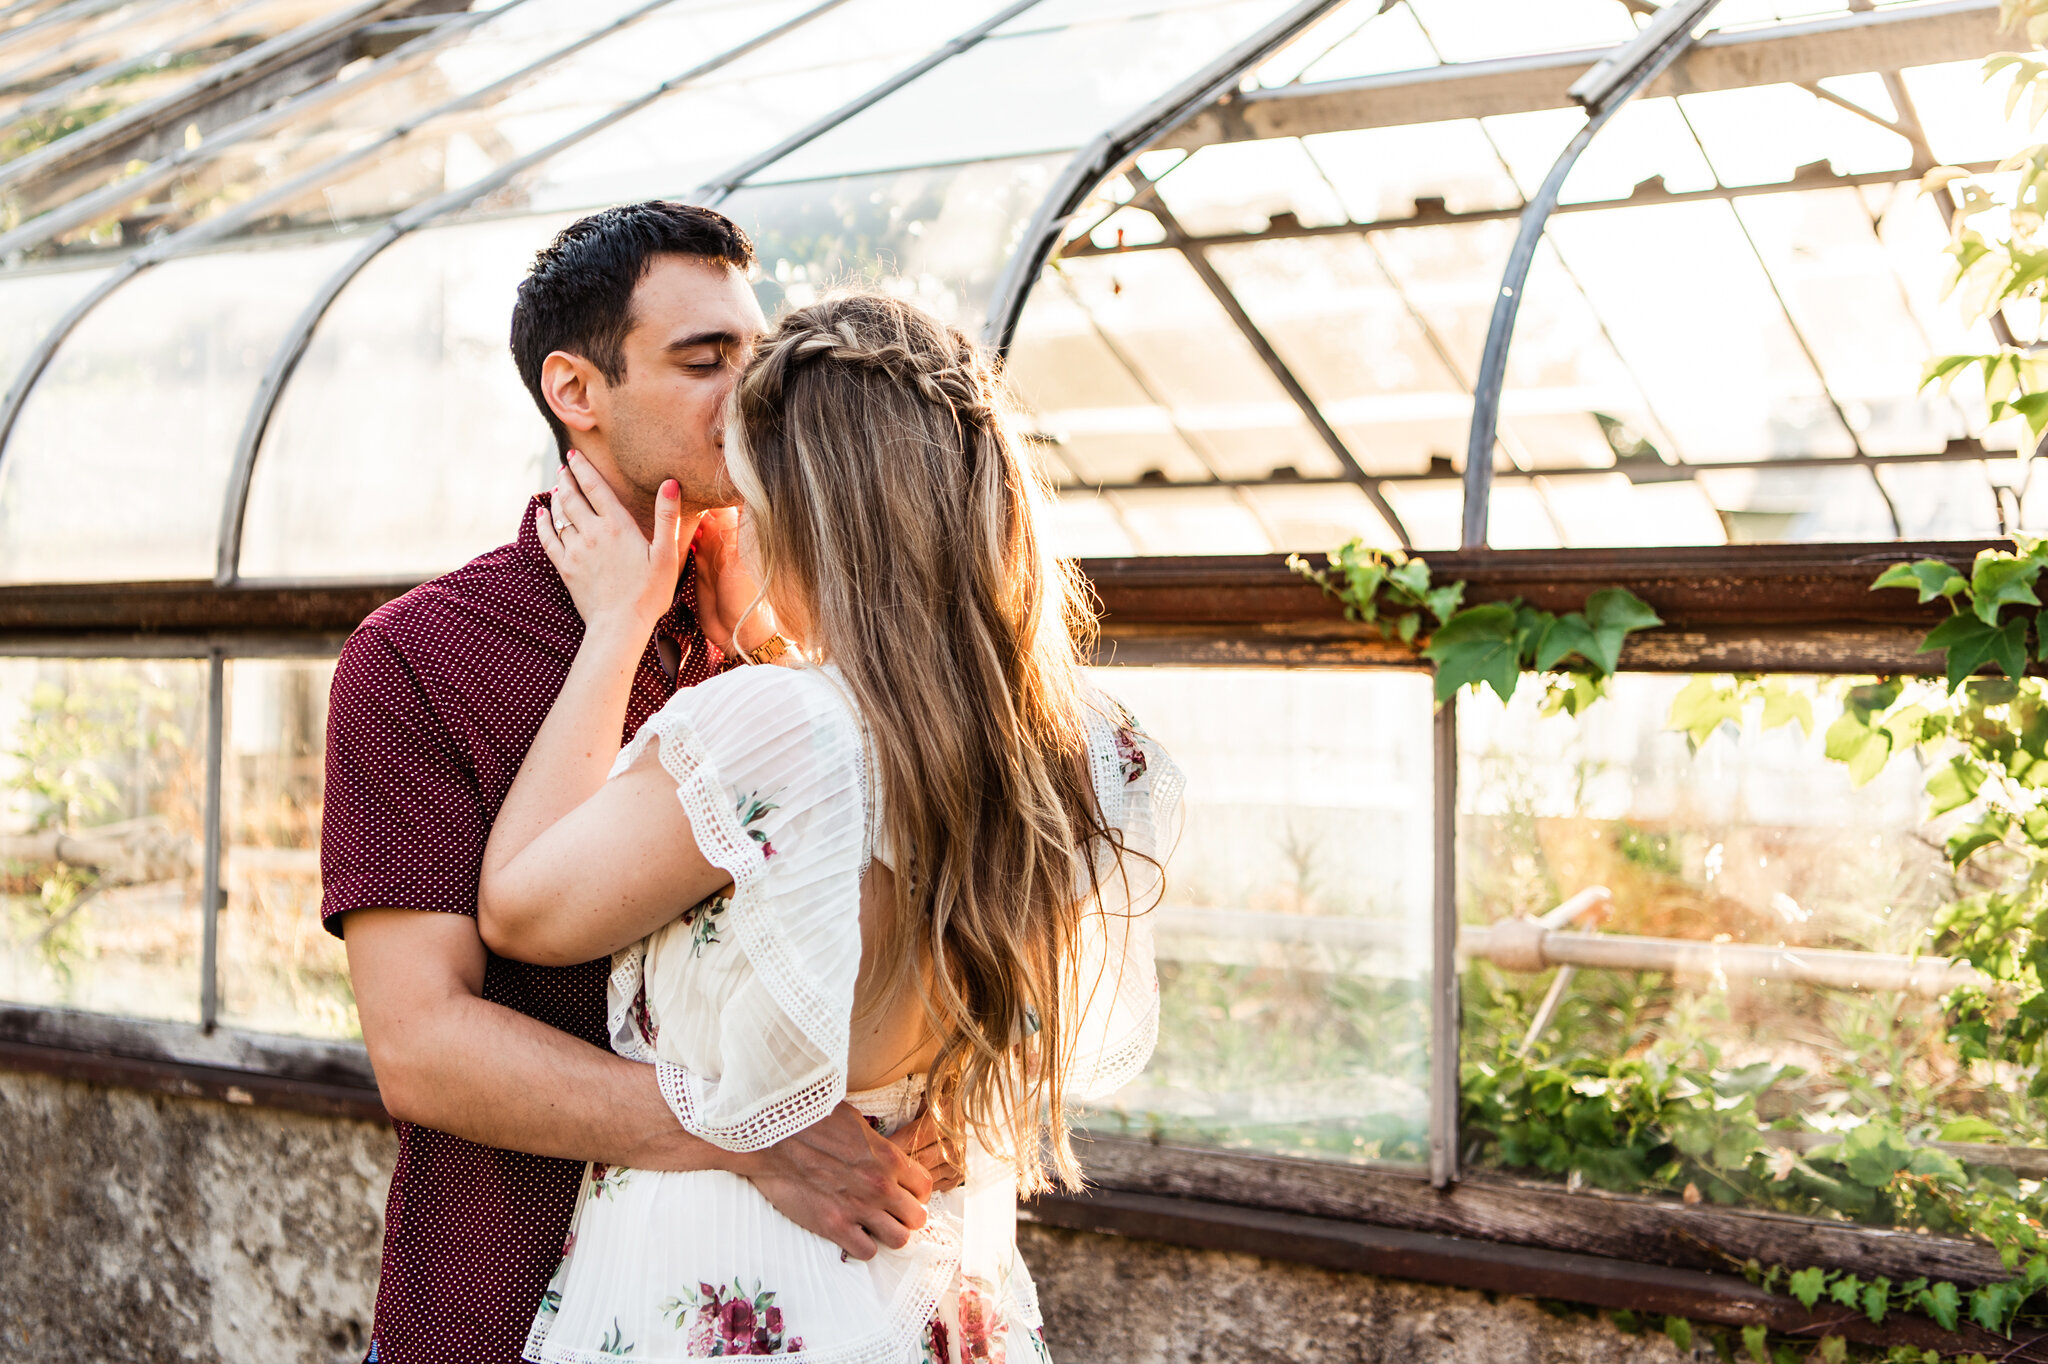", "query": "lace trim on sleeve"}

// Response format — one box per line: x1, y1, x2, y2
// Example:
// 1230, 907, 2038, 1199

606, 673, 866, 1152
